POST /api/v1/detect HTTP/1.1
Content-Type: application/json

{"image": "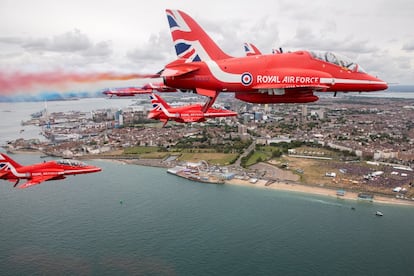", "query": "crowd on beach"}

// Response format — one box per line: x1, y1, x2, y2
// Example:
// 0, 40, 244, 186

331, 162, 413, 195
